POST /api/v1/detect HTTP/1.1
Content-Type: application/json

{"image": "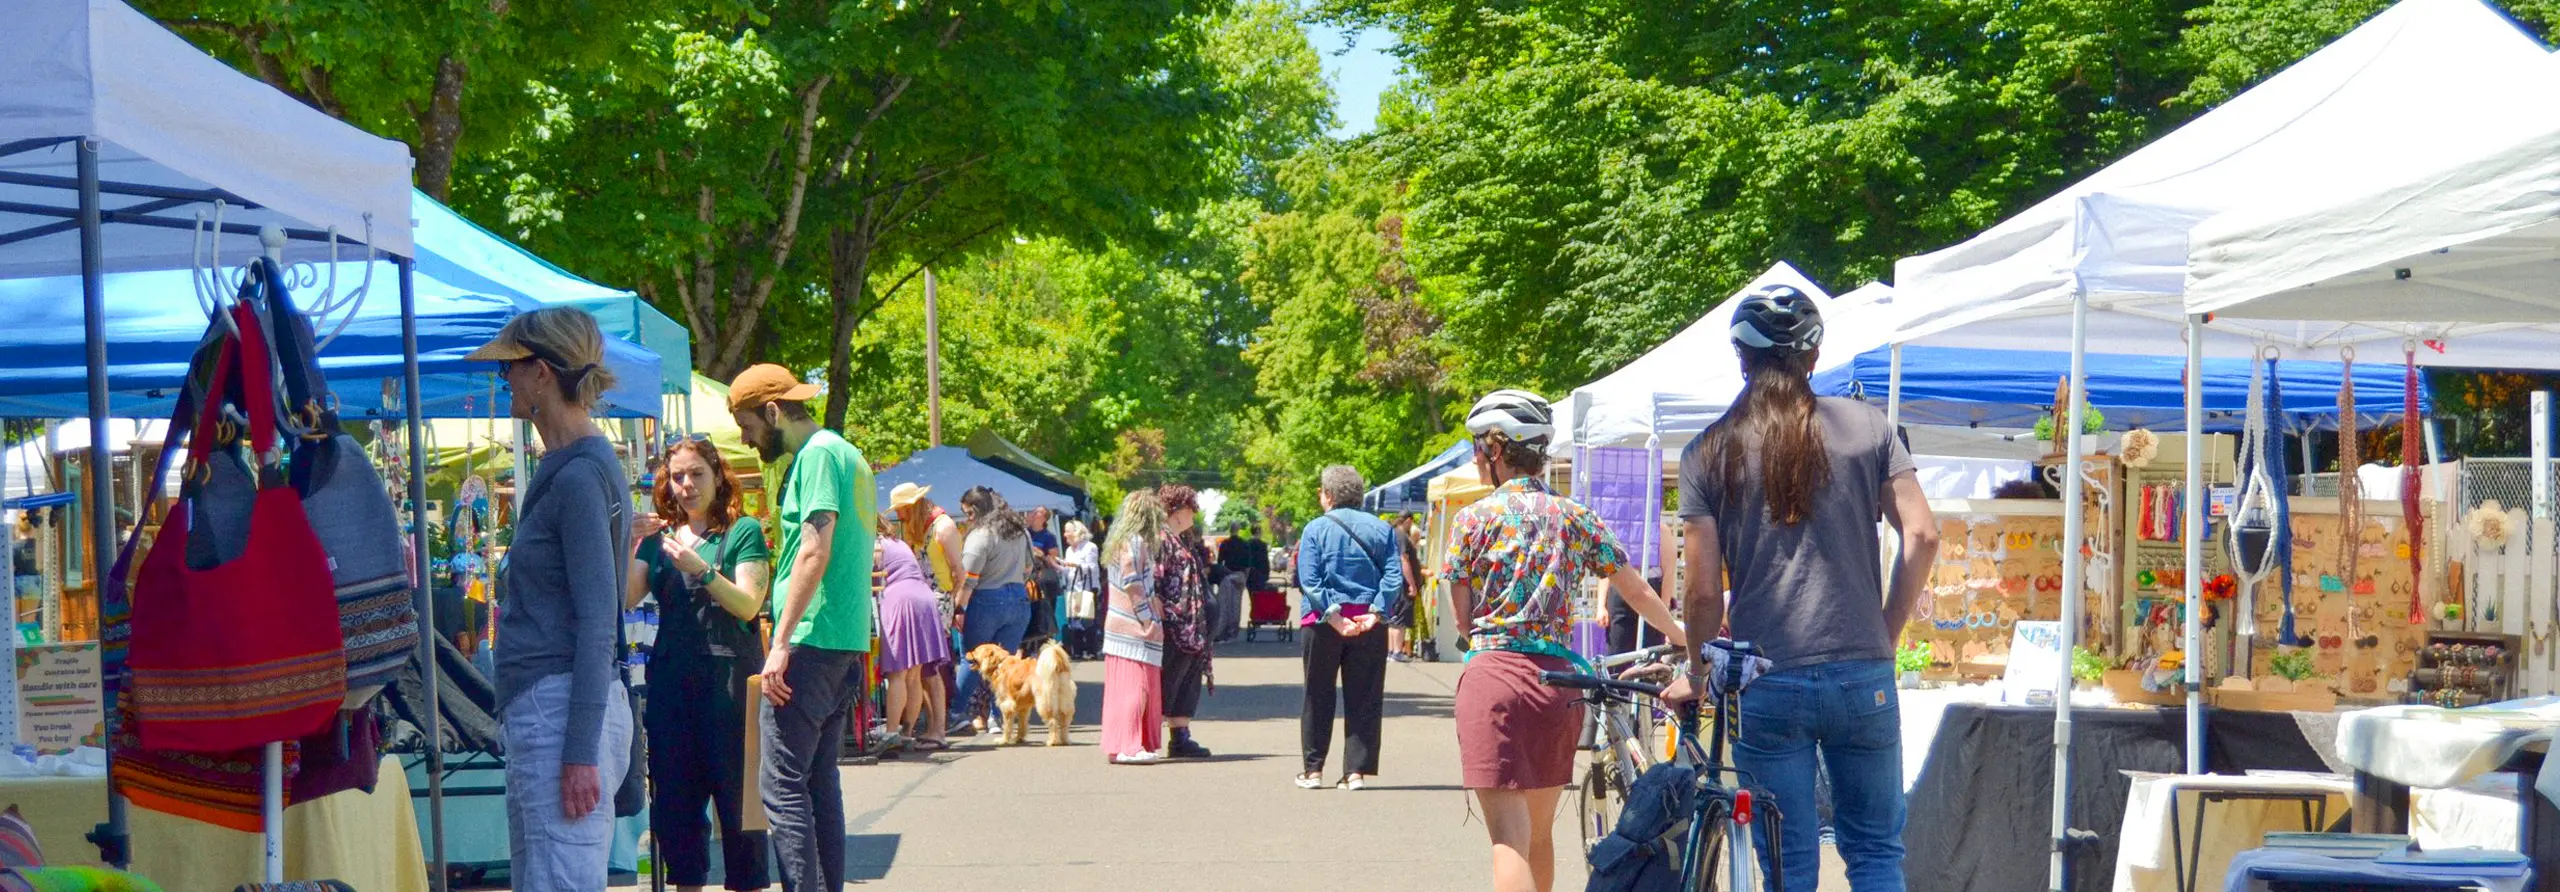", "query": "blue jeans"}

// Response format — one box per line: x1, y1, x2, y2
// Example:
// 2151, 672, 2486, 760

1732, 658, 1905, 892
953, 583, 1031, 726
